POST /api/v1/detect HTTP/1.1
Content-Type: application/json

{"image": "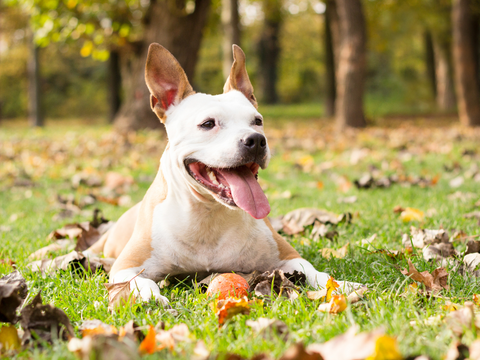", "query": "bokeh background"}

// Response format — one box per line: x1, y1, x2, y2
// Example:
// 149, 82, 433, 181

1, 0, 480, 130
